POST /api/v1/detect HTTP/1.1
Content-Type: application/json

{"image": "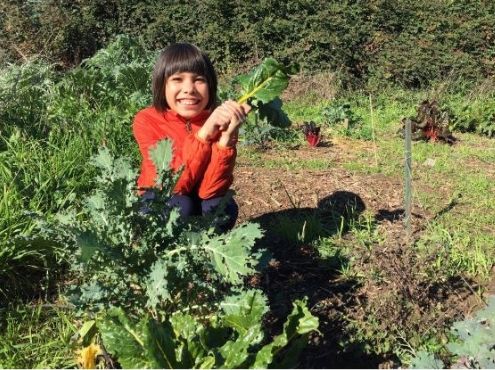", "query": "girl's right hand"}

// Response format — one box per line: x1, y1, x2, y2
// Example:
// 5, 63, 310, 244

197, 100, 248, 141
